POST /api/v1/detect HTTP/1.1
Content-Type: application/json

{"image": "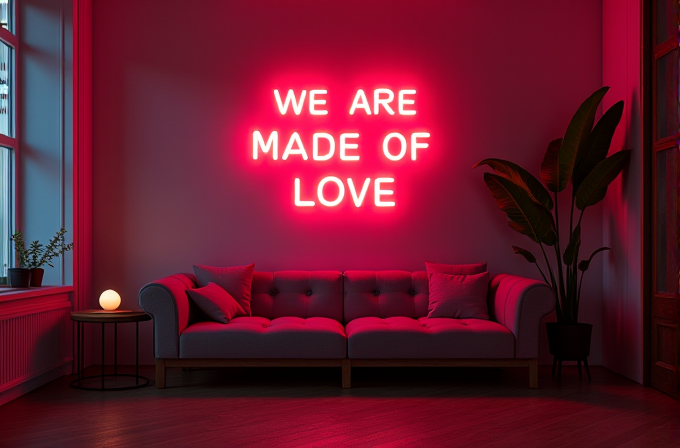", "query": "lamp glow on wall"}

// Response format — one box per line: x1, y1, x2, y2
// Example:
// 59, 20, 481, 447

99, 289, 121, 311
